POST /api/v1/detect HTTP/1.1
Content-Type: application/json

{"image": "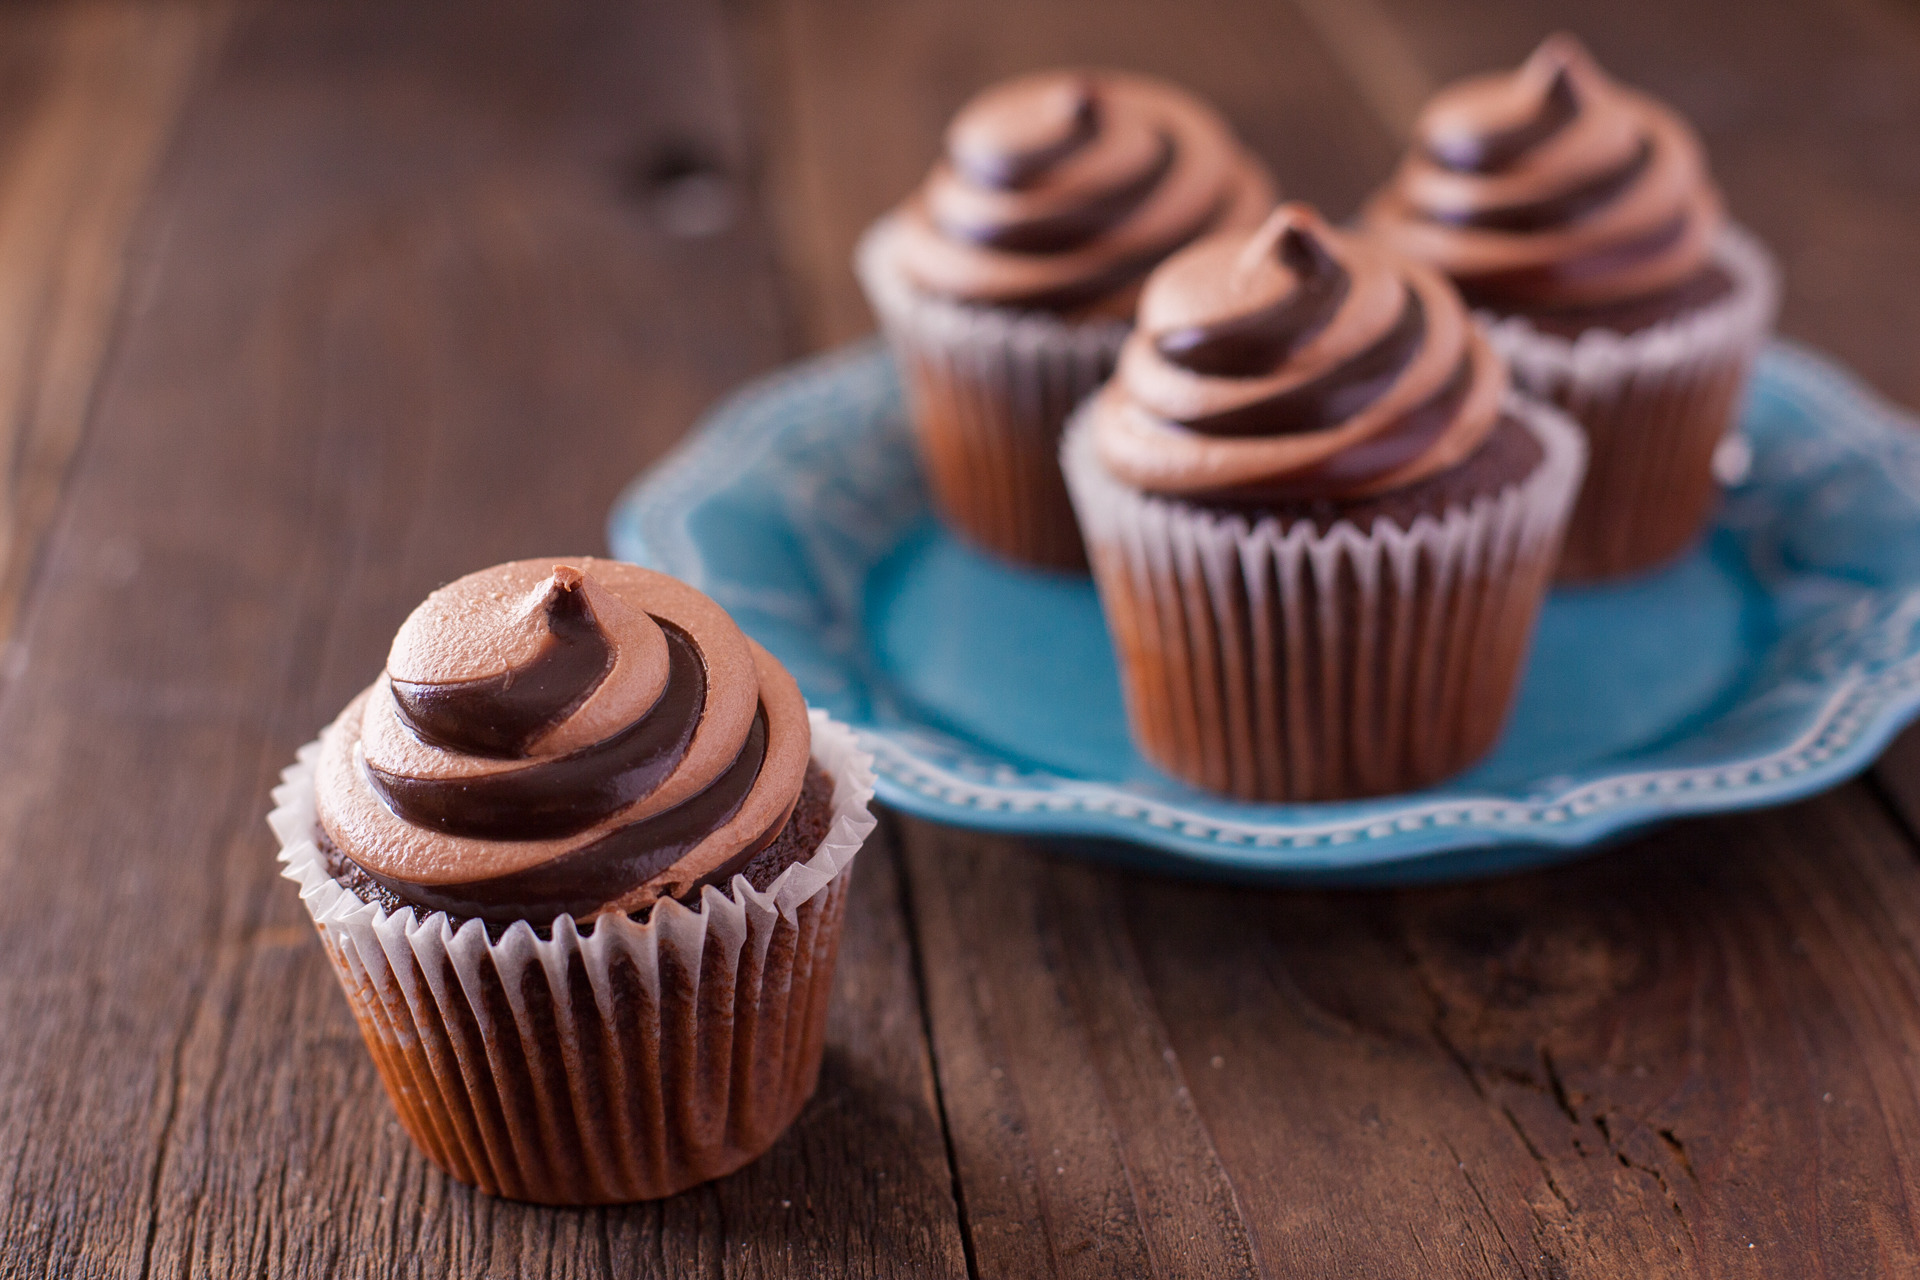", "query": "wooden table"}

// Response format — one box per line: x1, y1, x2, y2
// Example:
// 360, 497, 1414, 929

4, 0, 1920, 1274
